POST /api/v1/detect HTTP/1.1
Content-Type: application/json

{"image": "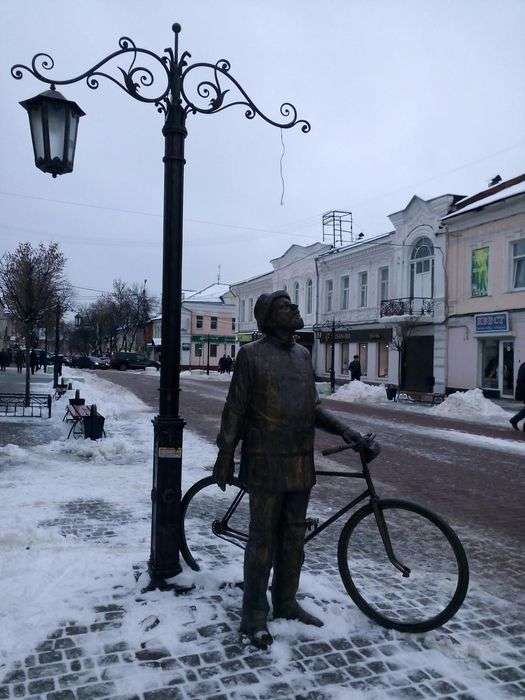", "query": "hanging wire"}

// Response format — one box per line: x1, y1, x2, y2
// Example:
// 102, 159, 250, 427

279, 128, 286, 206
